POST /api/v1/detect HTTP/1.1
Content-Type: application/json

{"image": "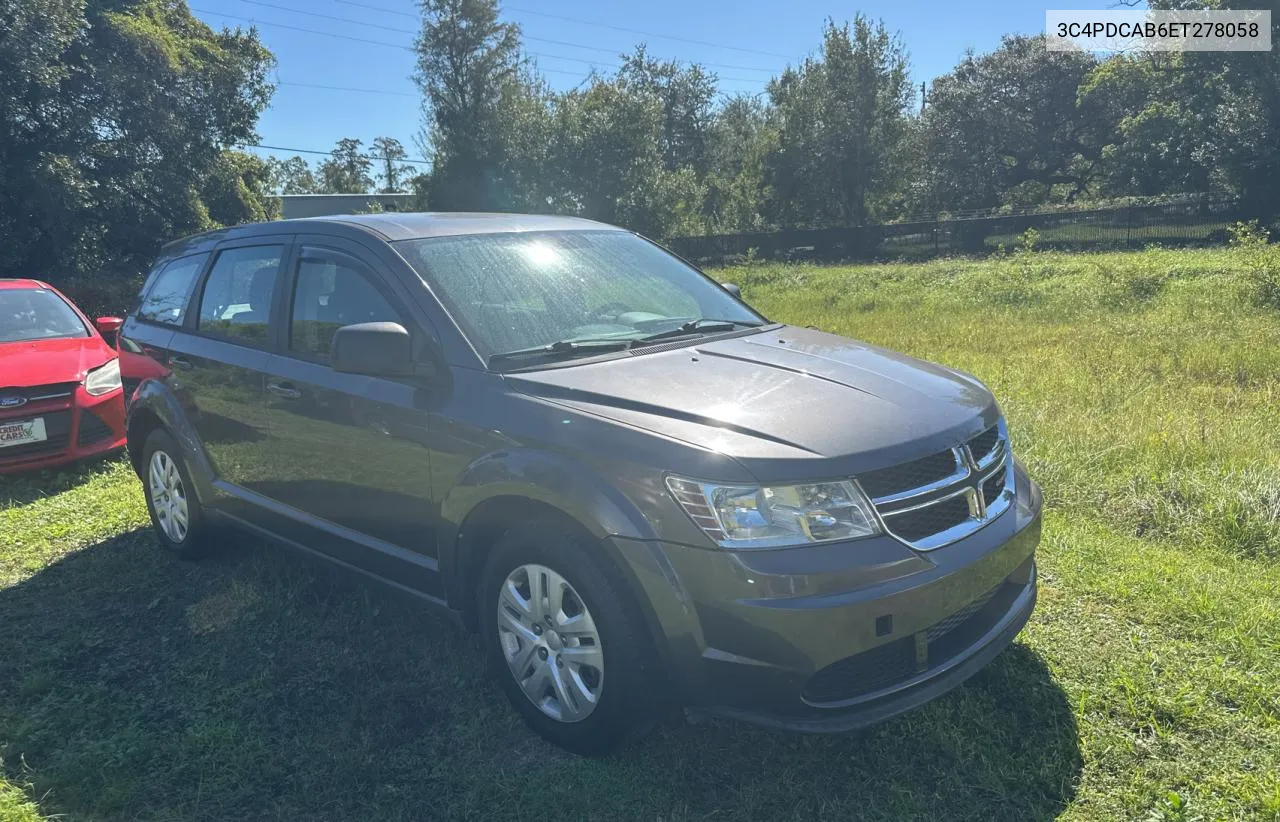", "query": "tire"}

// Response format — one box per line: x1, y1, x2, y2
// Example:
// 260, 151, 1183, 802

141, 428, 212, 559
479, 522, 659, 755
